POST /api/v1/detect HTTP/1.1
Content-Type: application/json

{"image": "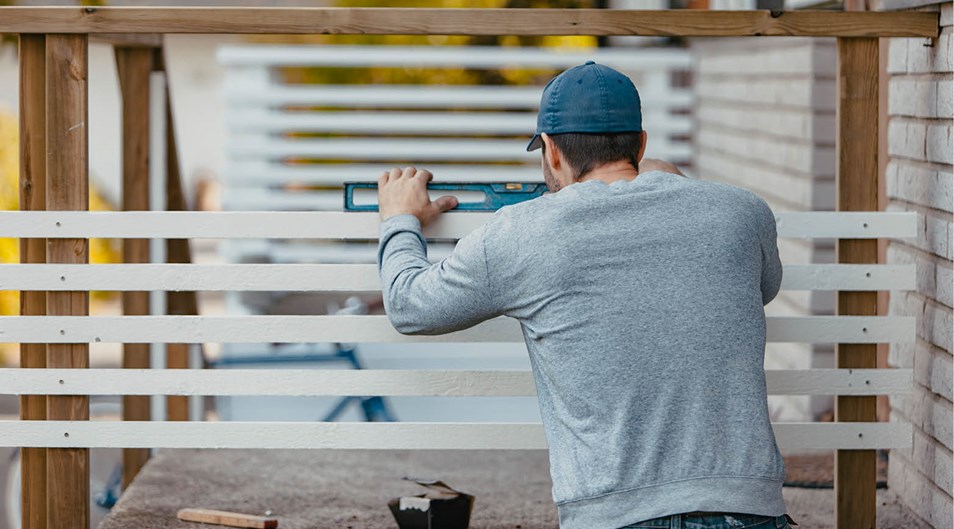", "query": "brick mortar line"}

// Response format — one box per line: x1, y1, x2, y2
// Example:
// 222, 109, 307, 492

889, 375, 954, 407
888, 444, 954, 502
888, 429, 954, 499
888, 406, 953, 456
887, 200, 954, 221
893, 288, 954, 312
887, 241, 954, 266
889, 113, 954, 120
880, 260, 952, 308
887, 157, 954, 173
906, 335, 954, 360
890, 292, 954, 352
891, 378, 954, 412
907, 415, 954, 459
889, 115, 954, 125
888, 72, 954, 81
